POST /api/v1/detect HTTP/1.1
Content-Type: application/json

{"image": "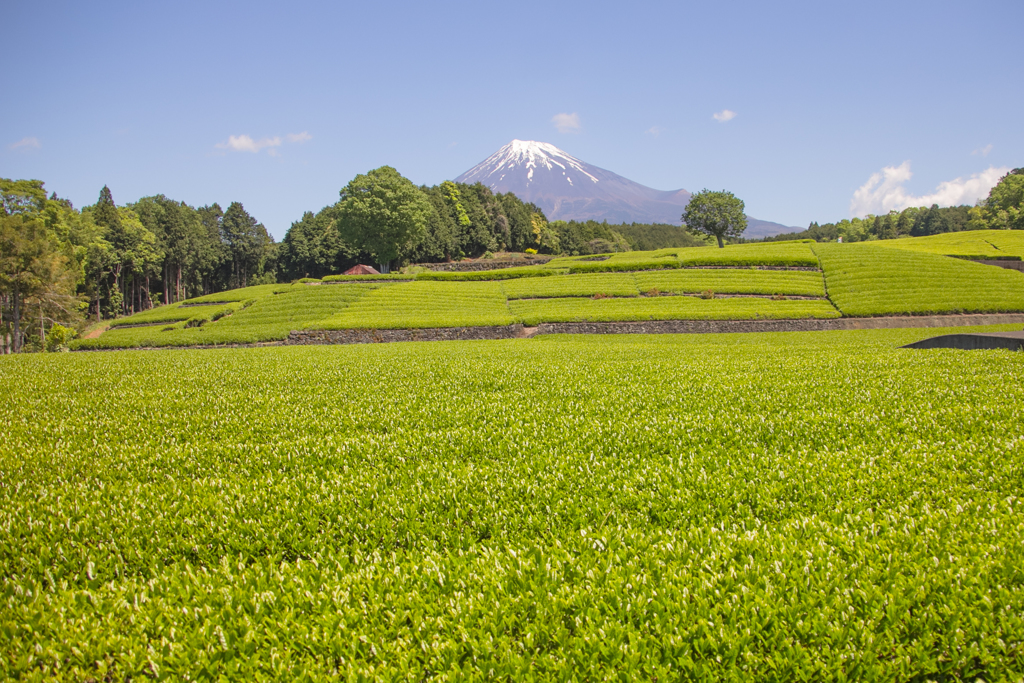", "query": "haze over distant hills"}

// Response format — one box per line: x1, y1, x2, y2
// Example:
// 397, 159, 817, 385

455, 140, 797, 238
